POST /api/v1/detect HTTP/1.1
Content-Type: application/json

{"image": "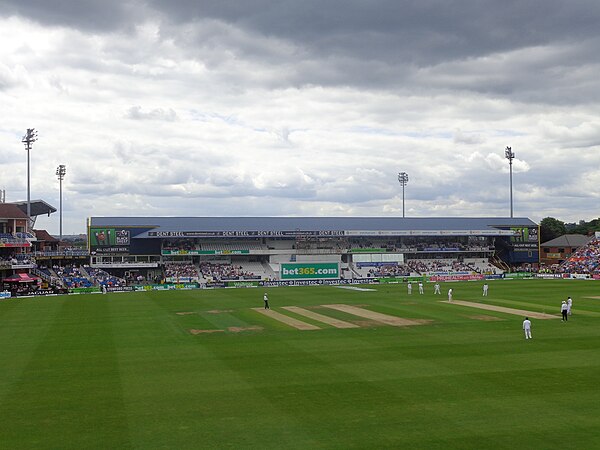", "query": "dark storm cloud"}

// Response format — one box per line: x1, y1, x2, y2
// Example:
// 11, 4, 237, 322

4, 0, 600, 101
156, 1, 600, 103
147, 0, 600, 63
6, 1, 600, 65
0, 0, 139, 32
